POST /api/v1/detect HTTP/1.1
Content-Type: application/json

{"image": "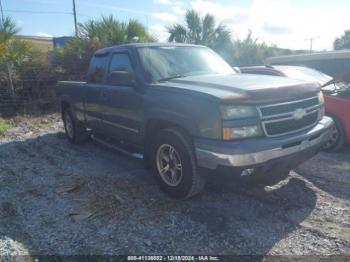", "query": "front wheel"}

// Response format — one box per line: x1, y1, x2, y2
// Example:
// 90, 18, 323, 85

150, 128, 205, 199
